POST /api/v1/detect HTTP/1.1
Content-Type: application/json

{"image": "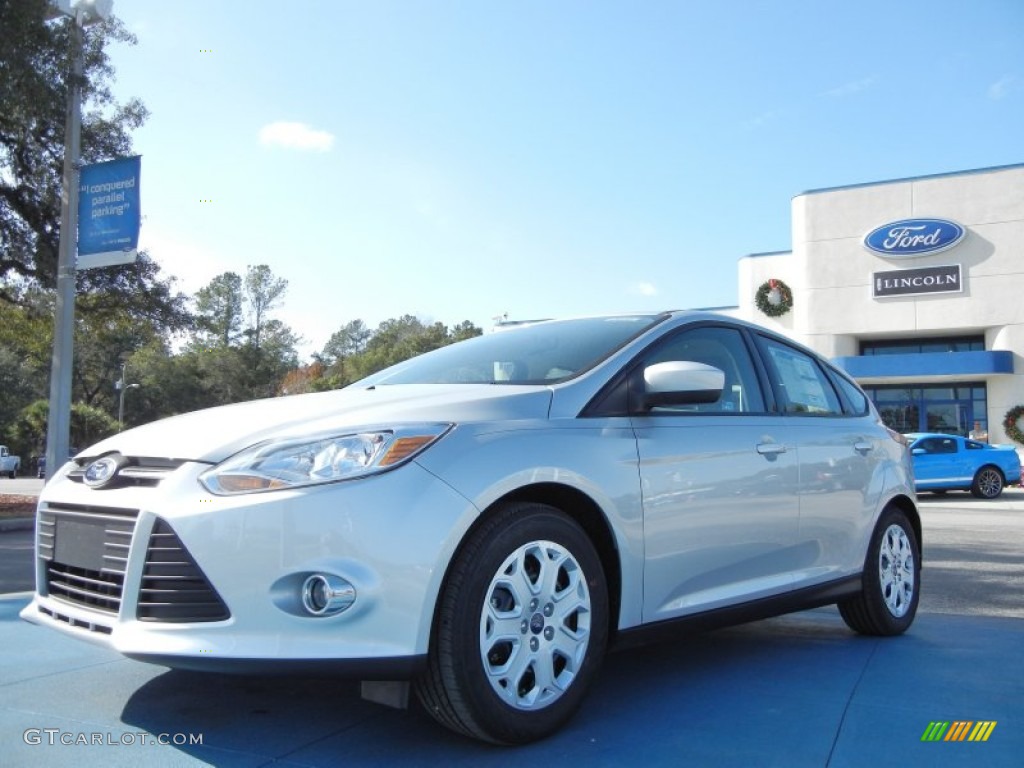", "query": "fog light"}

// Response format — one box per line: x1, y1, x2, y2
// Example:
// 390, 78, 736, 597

301, 574, 356, 616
